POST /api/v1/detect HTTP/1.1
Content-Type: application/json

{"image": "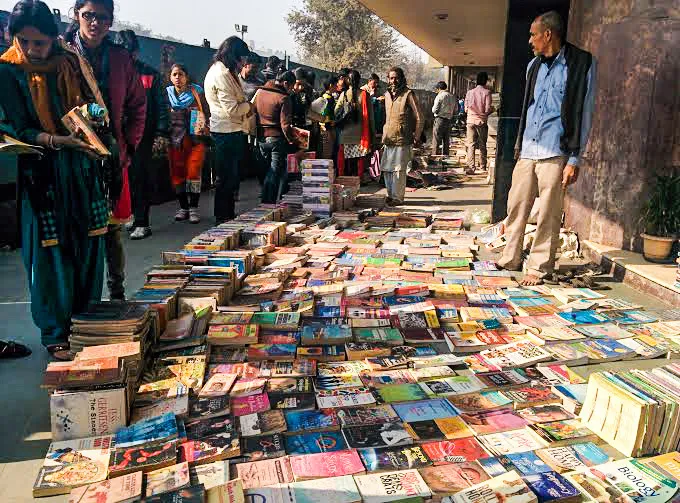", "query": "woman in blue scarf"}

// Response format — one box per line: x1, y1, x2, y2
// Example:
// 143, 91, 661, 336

166, 63, 210, 224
